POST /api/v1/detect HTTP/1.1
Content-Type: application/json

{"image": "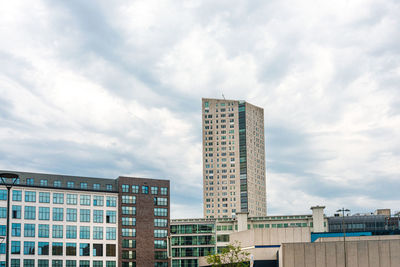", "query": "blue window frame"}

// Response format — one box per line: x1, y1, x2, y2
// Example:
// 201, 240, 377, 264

12, 205, 21, 219
0, 225, 6, 236
0, 242, 5, 254
106, 211, 116, 223
80, 209, 90, 222
24, 224, 35, 237
80, 195, 90, 205
39, 207, 50, 220
39, 192, 50, 203
106, 197, 116, 207
11, 259, 20, 267
12, 190, 21, 201
25, 191, 36, 202
52, 225, 63, 238
80, 226, 90, 239
11, 241, 20, 254
93, 226, 103, 239
0, 207, 6, 218
93, 196, 104, 206
106, 227, 116, 240
79, 243, 90, 256
53, 193, 64, 204
38, 224, 49, 238
67, 194, 77, 205
38, 242, 49, 255
12, 223, 21, 236
66, 225, 77, 239
24, 206, 36, 220
93, 210, 103, 223
24, 241, 35, 255
67, 208, 77, 222
53, 208, 64, 221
